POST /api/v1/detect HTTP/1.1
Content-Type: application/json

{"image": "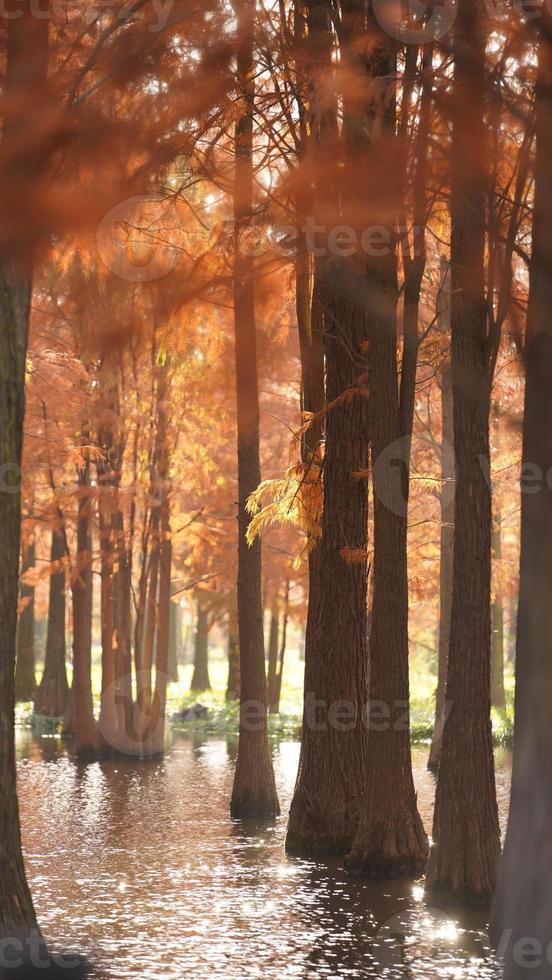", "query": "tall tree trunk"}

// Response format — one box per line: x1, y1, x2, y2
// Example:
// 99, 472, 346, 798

491, 514, 506, 710
230, 0, 279, 819
35, 528, 69, 718
491, 27, 552, 975
0, 1, 50, 932
98, 490, 117, 751
15, 539, 36, 702
428, 258, 454, 772
72, 458, 98, 758
426, 0, 500, 900
151, 489, 172, 755
97, 364, 119, 753
287, 0, 368, 857
347, 19, 427, 878
191, 593, 211, 692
